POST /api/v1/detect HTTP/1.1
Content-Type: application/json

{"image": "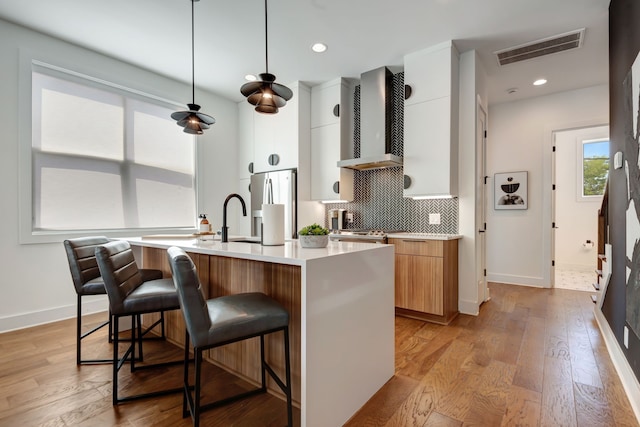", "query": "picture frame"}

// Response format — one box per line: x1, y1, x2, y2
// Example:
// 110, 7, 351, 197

494, 171, 528, 210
